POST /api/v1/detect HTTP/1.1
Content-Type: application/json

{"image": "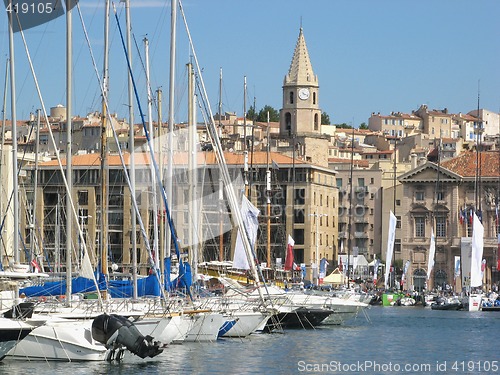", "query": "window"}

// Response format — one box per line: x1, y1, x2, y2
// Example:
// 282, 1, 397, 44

295, 188, 305, 205
313, 92, 316, 105
336, 178, 342, 188
294, 209, 305, 223
415, 191, 424, 201
370, 178, 374, 184
396, 215, 401, 229
437, 191, 445, 201
285, 112, 292, 132
289, 91, 294, 104
415, 217, 425, 237
396, 199, 401, 206
293, 229, 304, 245
314, 113, 319, 131
436, 217, 446, 237
78, 190, 88, 206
